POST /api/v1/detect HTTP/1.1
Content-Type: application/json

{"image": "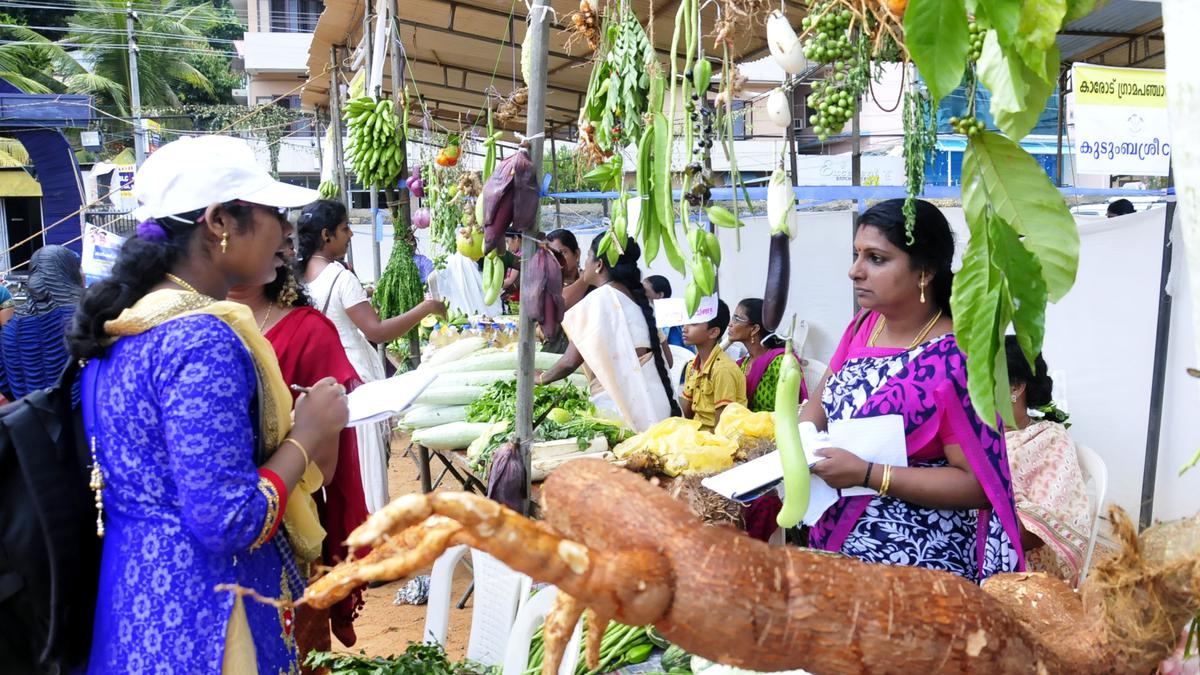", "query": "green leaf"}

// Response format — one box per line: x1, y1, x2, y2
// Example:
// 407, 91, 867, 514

1065, 0, 1108, 23
904, 0, 970, 102
990, 61, 1055, 141
989, 215, 1048, 372
951, 214, 1003, 427
977, 30, 1029, 113
1015, 0, 1068, 76
962, 132, 1079, 301
974, 0, 1022, 47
